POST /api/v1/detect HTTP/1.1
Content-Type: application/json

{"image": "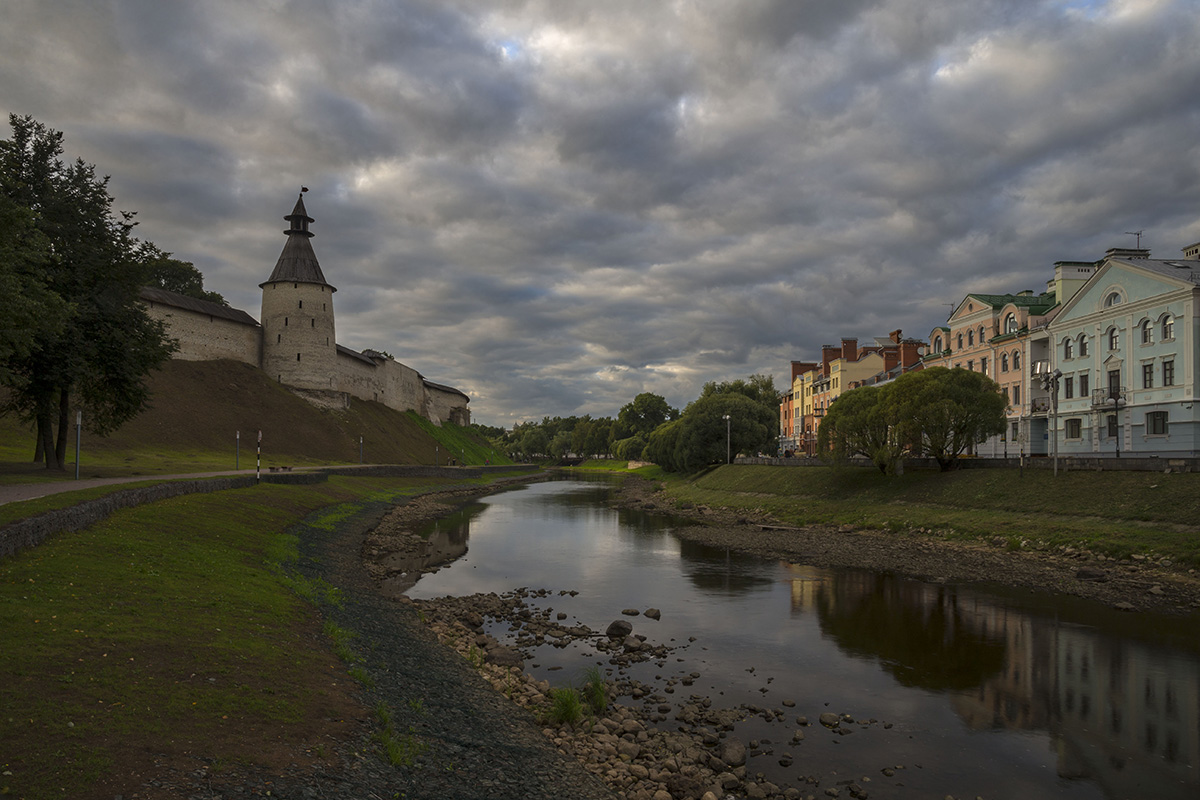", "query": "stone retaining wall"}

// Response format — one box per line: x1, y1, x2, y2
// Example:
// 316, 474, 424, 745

737, 455, 1200, 472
